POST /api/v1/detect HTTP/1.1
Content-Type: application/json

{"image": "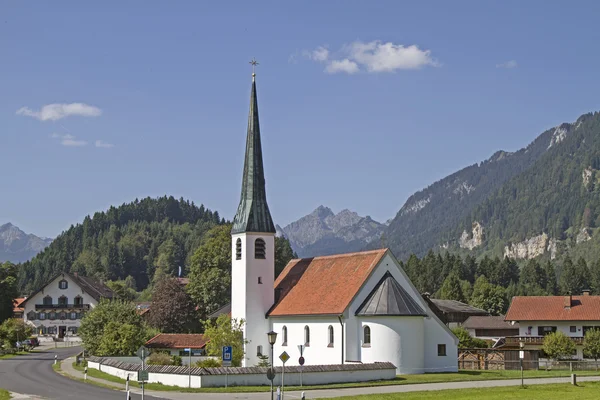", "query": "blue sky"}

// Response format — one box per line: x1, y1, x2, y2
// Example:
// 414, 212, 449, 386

2, 1, 600, 238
